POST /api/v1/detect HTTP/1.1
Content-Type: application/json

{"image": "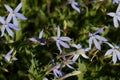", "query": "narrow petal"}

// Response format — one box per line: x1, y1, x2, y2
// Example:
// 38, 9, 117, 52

70, 44, 82, 49
6, 13, 13, 23
104, 49, 113, 56
116, 4, 120, 13
93, 28, 104, 35
60, 37, 71, 41
51, 37, 58, 41
104, 42, 114, 48
1, 26, 5, 37
14, 2, 22, 12
88, 37, 93, 49
0, 16, 5, 24
13, 57, 18, 61
59, 41, 70, 48
4, 4, 13, 13
95, 35, 107, 41
93, 39, 101, 50
8, 23, 19, 30
29, 38, 38, 42
81, 53, 89, 59
53, 70, 59, 78
112, 53, 117, 64
107, 13, 115, 17
71, 2, 80, 13
13, 16, 18, 26
15, 13, 27, 20
57, 26, 60, 37
66, 64, 75, 70
72, 54, 79, 62
39, 29, 44, 39
6, 27, 14, 37
56, 42, 62, 53
113, 16, 119, 28
7, 48, 14, 56
115, 50, 120, 60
